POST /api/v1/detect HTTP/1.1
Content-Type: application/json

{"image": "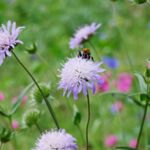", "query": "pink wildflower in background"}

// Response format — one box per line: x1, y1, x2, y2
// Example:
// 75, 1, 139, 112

12, 95, 28, 106
111, 101, 124, 113
0, 91, 5, 101
96, 75, 110, 92
104, 135, 118, 148
12, 96, 17, 104
116, 73, 132, 93
21, 95, 28, 106
129, 139, 137, 148
12, 120, 19, 129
